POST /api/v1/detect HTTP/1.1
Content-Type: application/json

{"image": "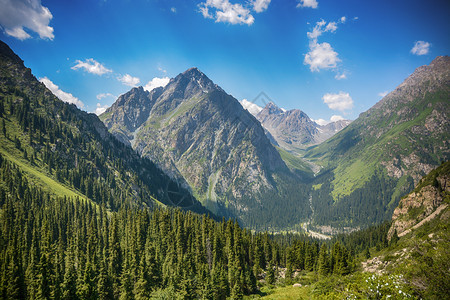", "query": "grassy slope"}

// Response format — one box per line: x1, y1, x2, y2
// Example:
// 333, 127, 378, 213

0, 116, 87, 201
